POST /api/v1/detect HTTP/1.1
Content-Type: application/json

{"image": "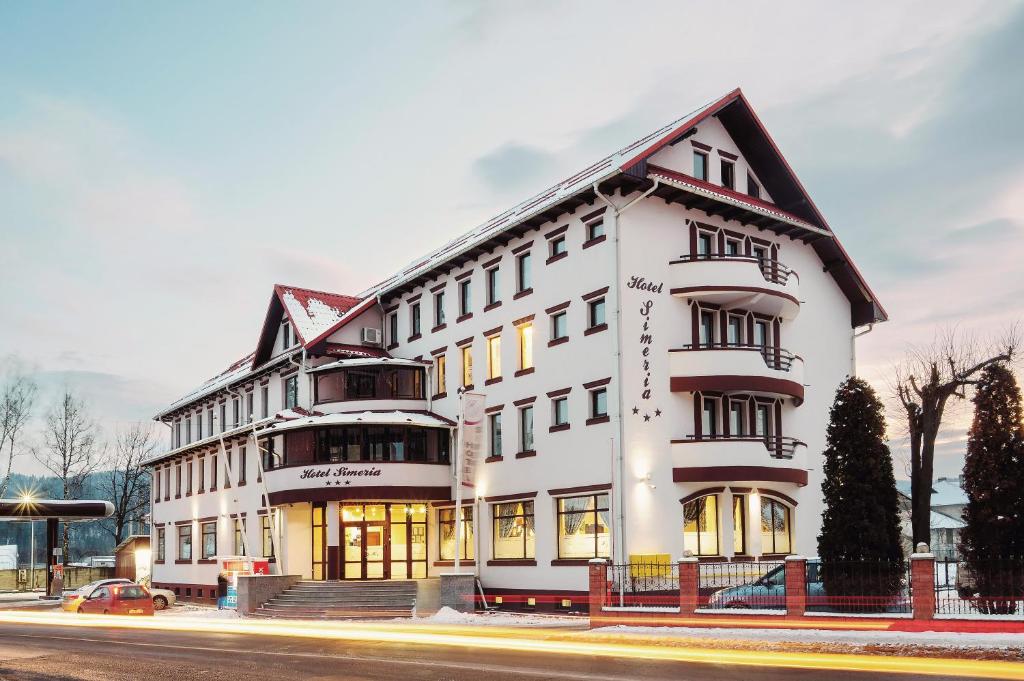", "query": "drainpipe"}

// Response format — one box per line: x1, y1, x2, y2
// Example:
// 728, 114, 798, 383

221, 385, 250, 558
851, 323, 874, 376
593, 178, 660, 577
